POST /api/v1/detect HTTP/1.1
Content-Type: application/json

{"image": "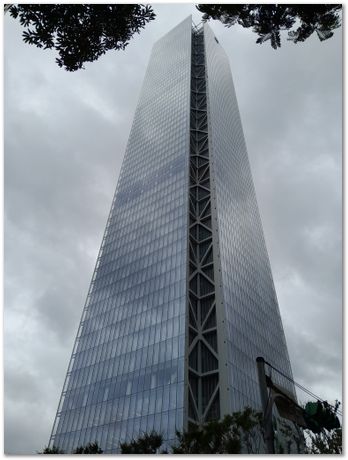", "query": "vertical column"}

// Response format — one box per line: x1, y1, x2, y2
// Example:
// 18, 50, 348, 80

186, 28, 221, 426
